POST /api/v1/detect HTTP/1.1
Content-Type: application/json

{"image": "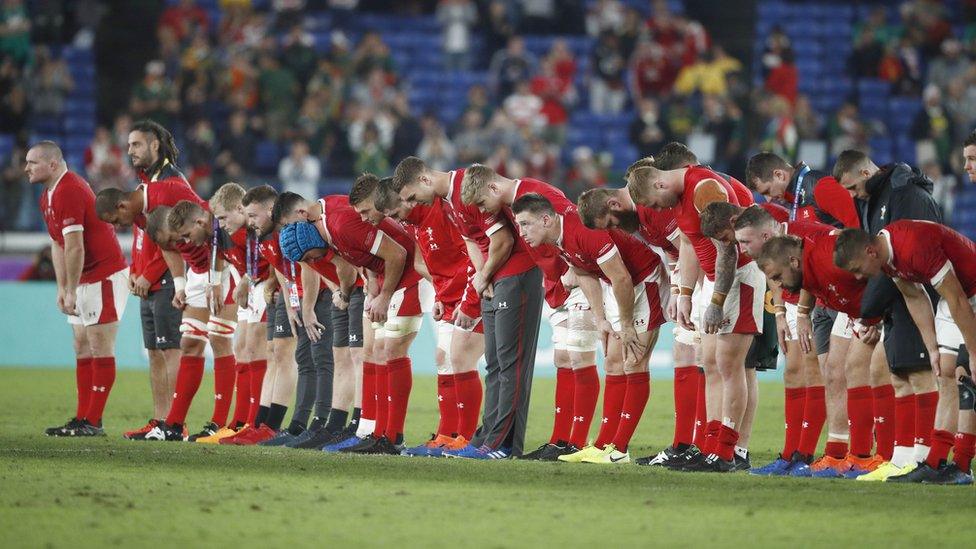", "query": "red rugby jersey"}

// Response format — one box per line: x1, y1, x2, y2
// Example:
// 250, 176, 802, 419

260, 230, 303, 297
132, 163, 191, 290
801, 233, 867, 318
402, 198, 470, 305
779, 219, 835, 304
674, 166, 752, 280
317, 195, 421, 290
40, 170, 126, 284
636, 205, 680, 260
556, 212, 662, 284
881, 219, 976, 298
